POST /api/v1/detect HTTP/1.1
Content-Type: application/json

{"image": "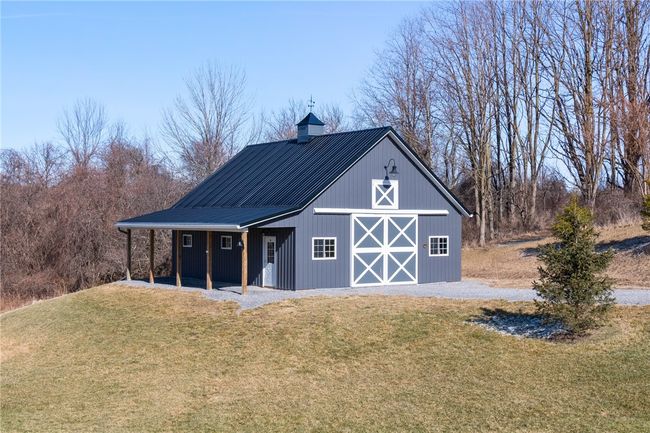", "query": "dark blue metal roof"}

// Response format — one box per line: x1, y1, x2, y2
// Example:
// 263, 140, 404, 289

296, 112, 325, 126
173, 127, 391, 209
118, 127, 391, 228
117, 207, 296, 229
117, 125, 470, 229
